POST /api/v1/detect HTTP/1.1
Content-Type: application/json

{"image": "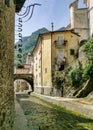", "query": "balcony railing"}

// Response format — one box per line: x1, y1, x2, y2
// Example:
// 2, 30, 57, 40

54, 40, 67, 47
